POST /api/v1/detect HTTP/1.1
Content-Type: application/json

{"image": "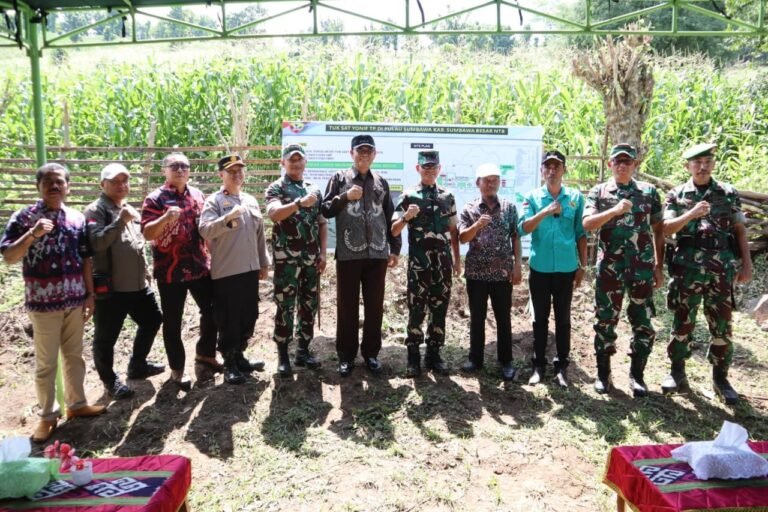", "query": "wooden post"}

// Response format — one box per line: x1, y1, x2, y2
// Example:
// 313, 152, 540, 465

141, 121, 158, 201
